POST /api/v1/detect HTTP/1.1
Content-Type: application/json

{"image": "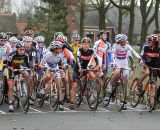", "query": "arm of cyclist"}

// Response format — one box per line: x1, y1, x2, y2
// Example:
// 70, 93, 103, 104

63, 42, 74, 52
127, 44, 141, 60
